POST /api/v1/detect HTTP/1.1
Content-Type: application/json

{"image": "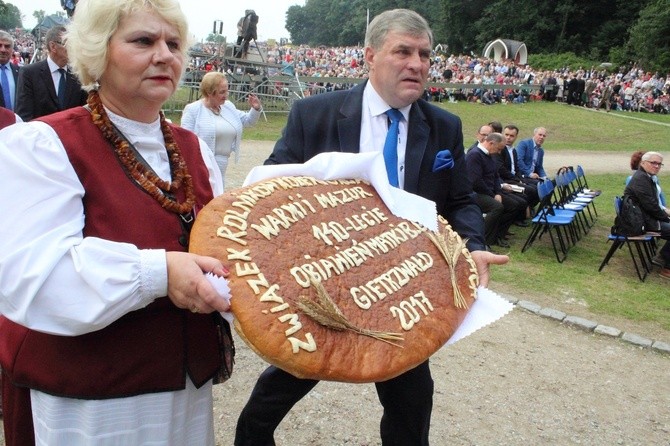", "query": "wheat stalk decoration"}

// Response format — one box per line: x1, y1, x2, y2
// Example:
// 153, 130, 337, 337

296, 277, 404, 348
426, 226, 470, 309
